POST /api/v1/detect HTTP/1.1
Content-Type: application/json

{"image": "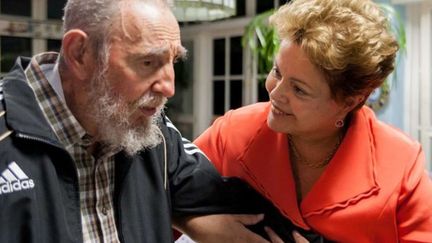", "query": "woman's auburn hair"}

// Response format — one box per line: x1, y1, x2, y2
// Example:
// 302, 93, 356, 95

270, 0, 399, 107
